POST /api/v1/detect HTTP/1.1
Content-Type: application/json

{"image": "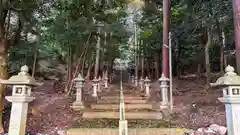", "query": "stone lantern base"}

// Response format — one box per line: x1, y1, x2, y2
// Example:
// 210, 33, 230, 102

72, 101, 85, 110
160, 102, 169, 109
